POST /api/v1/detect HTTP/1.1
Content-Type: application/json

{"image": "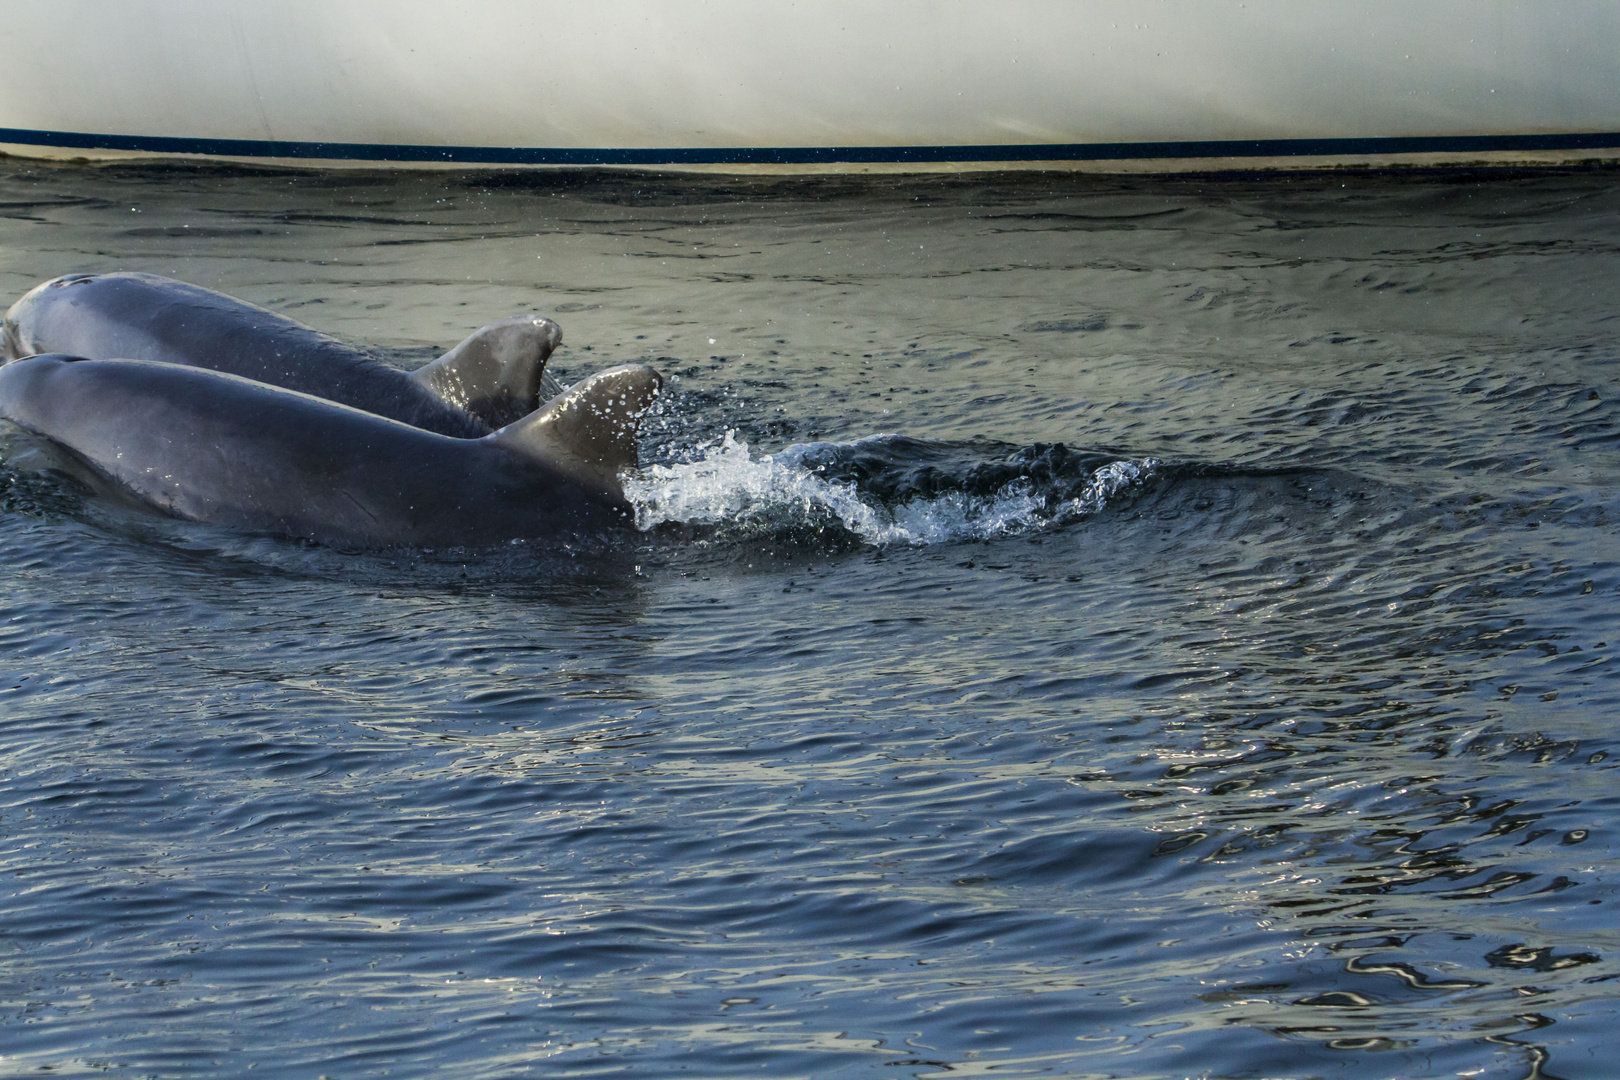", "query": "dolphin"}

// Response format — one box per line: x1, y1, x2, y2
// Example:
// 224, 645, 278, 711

0, 353, 662, 548
2, 272, 565, 436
